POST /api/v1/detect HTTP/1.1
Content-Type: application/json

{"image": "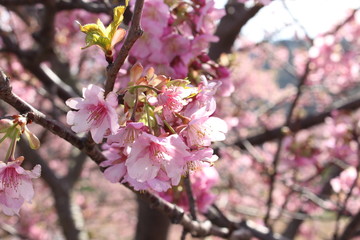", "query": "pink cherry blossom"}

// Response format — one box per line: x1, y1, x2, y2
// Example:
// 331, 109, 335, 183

66, 84, 119, 143
107, 122, 147, 147
183, 77, 220, 118
100, 145, 127, 183
191, 166, 219, 212
126, 133, 190, 187
192, 0, 225, 33
186, 148, 218, 171
0, 160, 41, 216
156, 86, 195, 122
150, 34, 191, 64
181, 116, 228, 149
331, 167, 358, 193
123, 168, 171, 192
140, 0, 169, 37
131, 32, 162, 60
